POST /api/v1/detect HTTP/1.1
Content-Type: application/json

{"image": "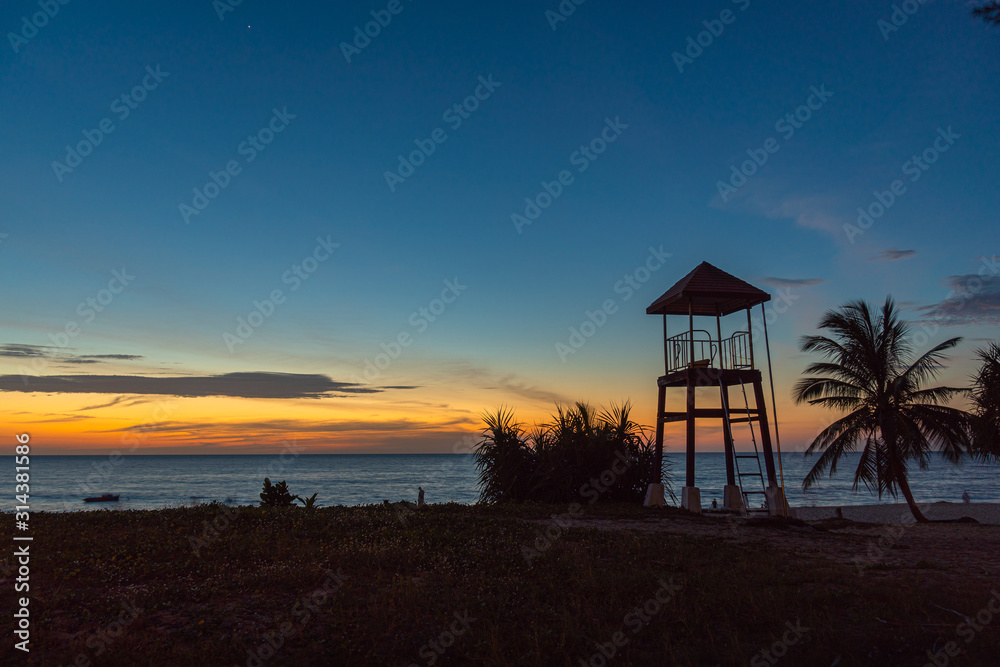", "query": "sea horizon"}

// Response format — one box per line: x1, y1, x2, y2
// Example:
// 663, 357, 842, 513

21, 452, 1000, 513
